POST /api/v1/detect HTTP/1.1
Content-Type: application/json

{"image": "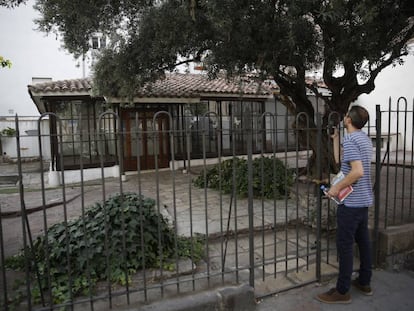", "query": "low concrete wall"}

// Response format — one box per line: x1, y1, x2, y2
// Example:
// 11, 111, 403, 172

48, 165, 121, 186
128, 284, 256, 311
378, 223, 414, 270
